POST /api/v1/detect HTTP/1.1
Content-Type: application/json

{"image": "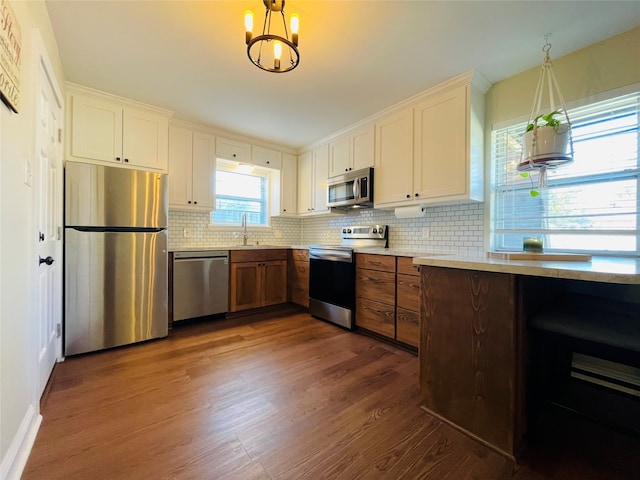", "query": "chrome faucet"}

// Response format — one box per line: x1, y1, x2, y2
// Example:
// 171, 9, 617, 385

241, 212, 248, 246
